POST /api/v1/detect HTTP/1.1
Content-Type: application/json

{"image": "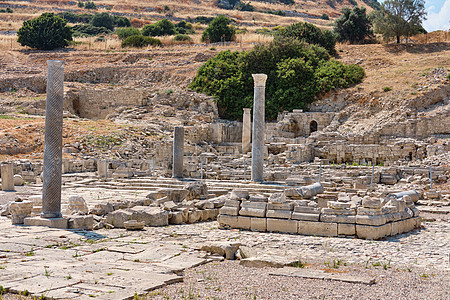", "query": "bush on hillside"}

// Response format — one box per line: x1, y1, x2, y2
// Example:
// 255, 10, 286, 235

175, 20, 195, 34
333, 6, 372, 43
90, 12, 114, 30
58, 12, 92, 23
17, 13, 72, 50
72, 24, 111, 37
201, 15, 235, 43
190, 38, 364, 120
276, 22, 337, 54
114, 16, 131, 27
115, 27, 140, 40
173, 34, 192, 42
84, 1, 96, 9
121, 35, 161, 48
142, 18, 176, 36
